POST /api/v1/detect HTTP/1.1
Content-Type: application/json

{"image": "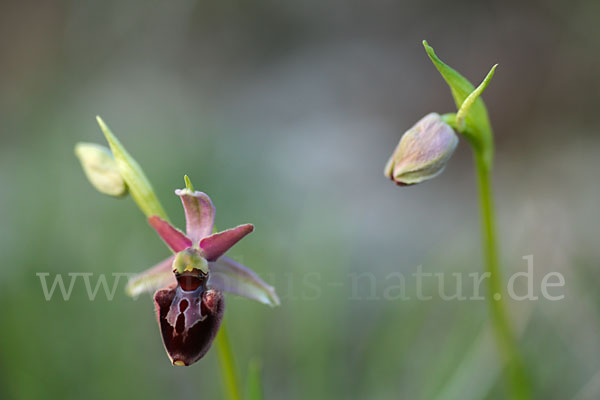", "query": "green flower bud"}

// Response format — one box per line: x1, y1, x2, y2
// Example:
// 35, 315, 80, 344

74, 142, 128, 196
384, 113, 458, 185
